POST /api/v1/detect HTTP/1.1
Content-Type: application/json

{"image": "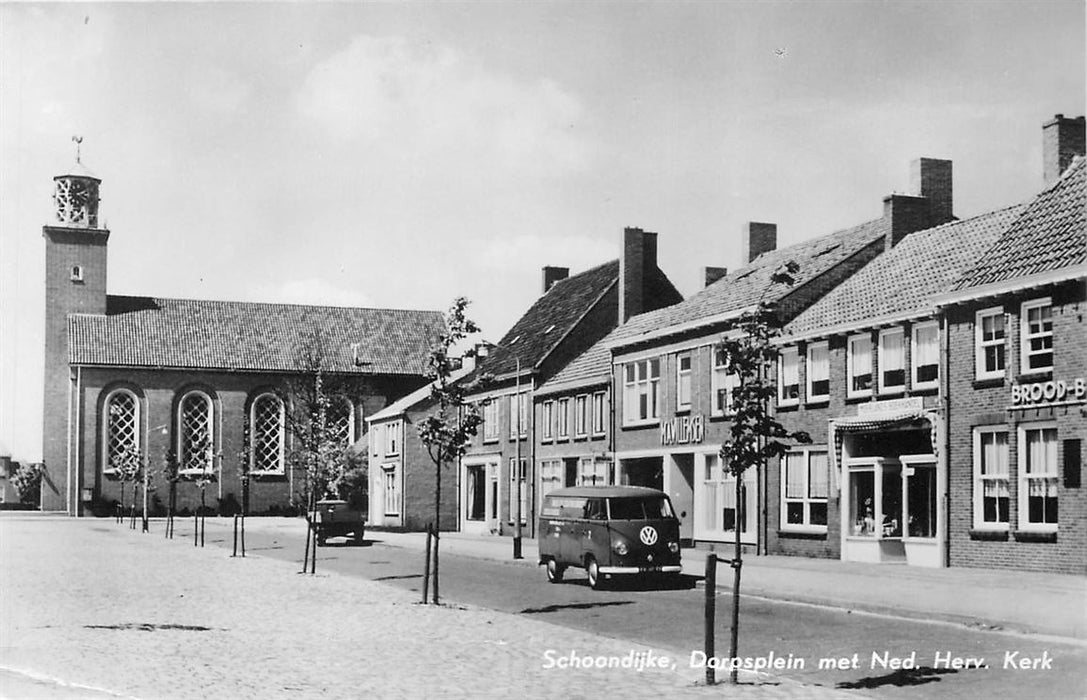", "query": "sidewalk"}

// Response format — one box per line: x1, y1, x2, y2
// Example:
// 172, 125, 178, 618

0, 516, 863, 700
360, 526, 1087, 641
